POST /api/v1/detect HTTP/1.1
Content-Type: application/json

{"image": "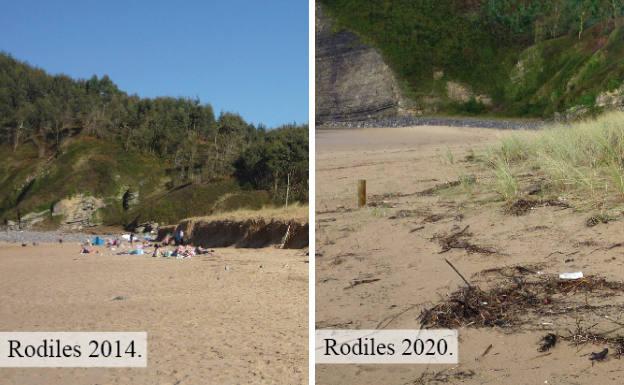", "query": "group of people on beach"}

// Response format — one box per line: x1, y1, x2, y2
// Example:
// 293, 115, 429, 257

161, 228, 185, 246
79, 229, 212, 259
